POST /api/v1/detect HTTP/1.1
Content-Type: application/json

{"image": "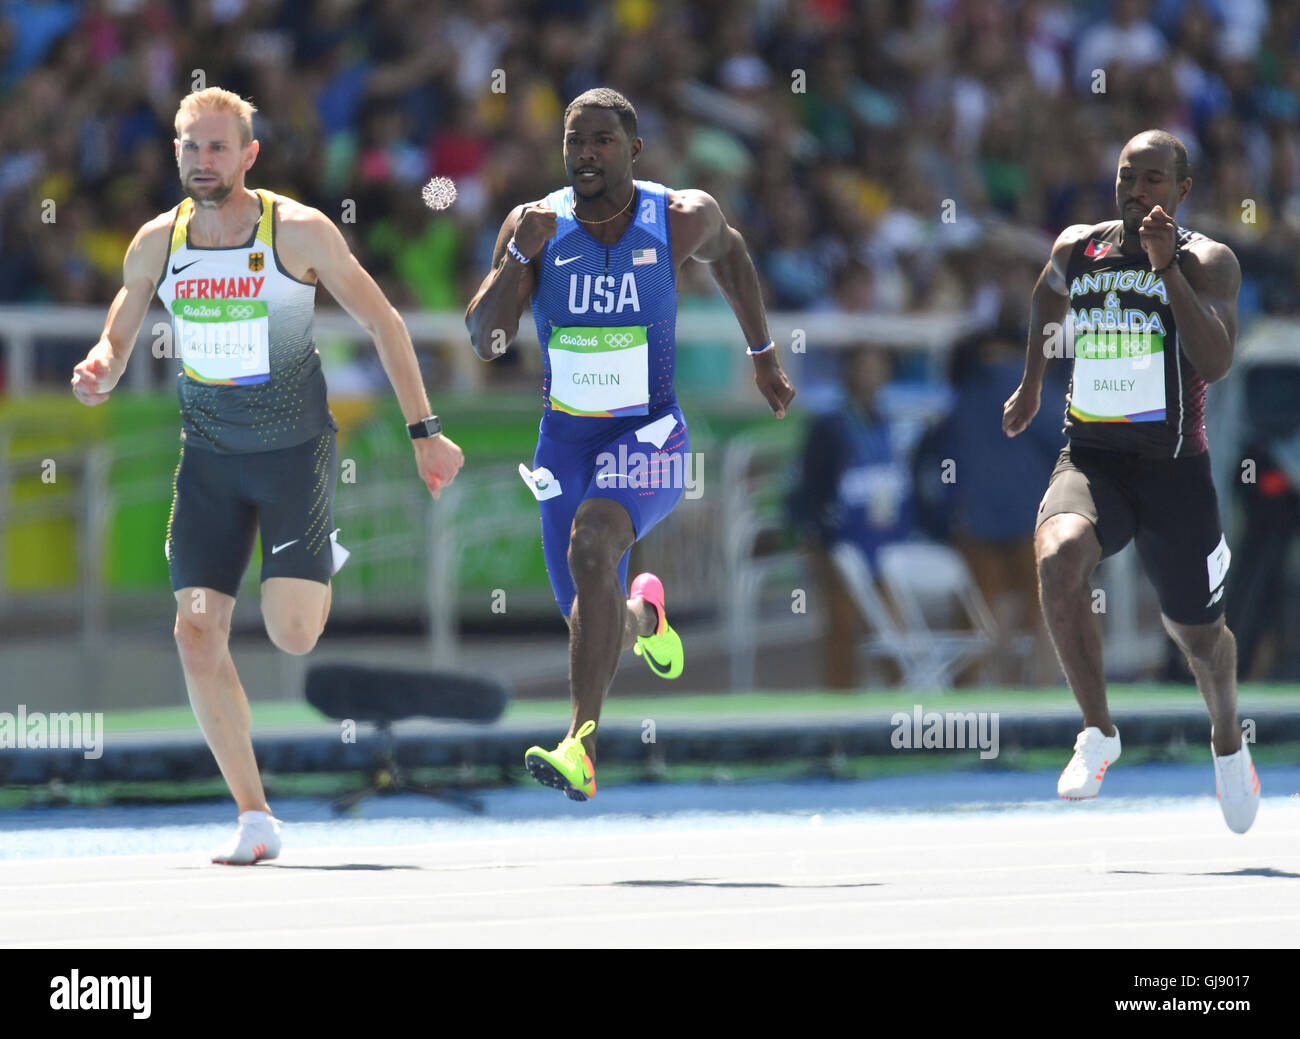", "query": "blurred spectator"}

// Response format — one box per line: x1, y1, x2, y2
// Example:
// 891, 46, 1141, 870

1073, 0, 1168, 93
914, 326, 1067, 685
0, 0, 1295, 330
800, 261, 880, 409
1225, 355, 1300, 679
790, 346, 913, 689
0, 0, 80, 87
761, 192, 833, 310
